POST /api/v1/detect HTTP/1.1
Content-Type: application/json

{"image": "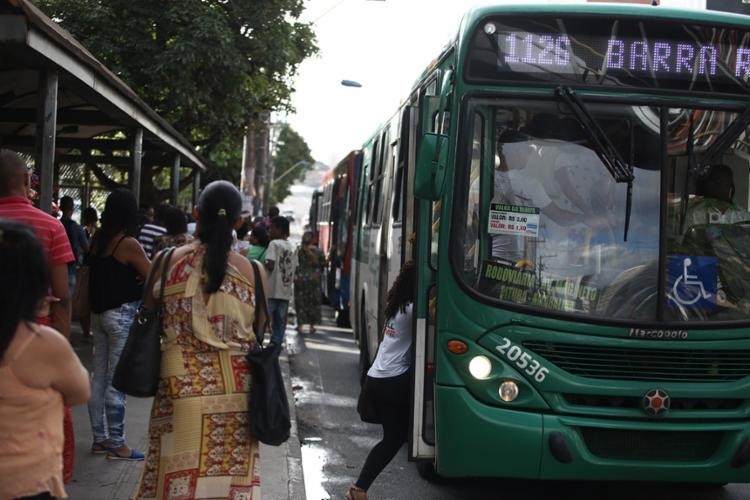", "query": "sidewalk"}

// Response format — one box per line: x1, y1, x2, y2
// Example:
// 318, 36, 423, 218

65, 322, 305, 500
